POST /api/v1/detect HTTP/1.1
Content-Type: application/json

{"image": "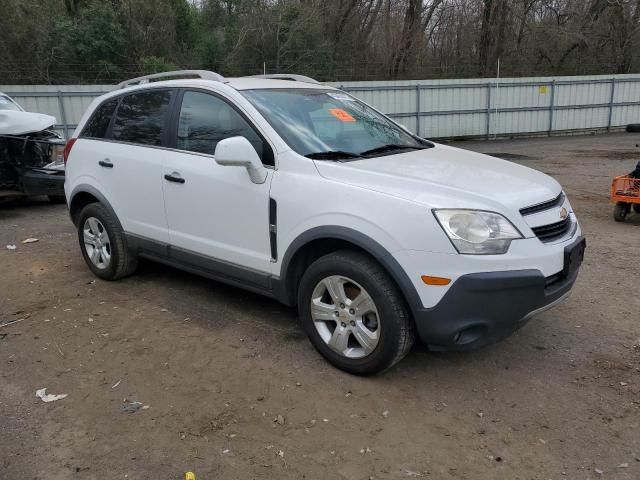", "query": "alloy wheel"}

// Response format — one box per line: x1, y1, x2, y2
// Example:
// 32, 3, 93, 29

310, 275, 380, 359
83, 217, 111, 270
